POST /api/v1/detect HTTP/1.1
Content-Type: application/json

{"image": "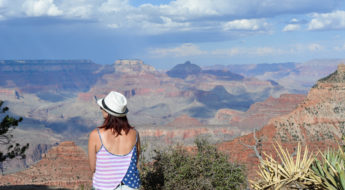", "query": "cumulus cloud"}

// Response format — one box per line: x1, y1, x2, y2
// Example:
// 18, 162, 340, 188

22, 0, 62, 17
161, 0, 340, 20
57, 0, 96, 19
149, 43, 206, 57
308, 10, 345, 30
139, 16, 191, 34
282, 24, 300, 32
223, 19, 268, 31
0, 0, 342, 35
